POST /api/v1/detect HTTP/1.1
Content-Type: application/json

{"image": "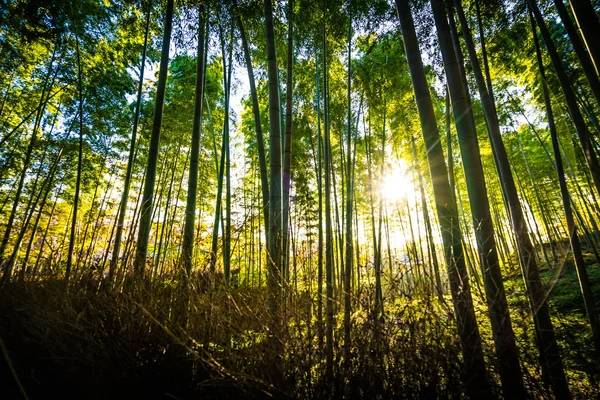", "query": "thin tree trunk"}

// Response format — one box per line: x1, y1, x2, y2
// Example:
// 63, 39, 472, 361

521, 12, 574, 397
412, 138, 442, 298
534, 11, 600, 356
156, 150, 180, 277
311, 51, 325, 353
396, 1, 492, 396
9, 148, 50, 282
343, 14, 353, 380
22, 149, 64, 276
76, 166, 104, 274
65, 30, 85, 285
109, 0, 151, 285
322, 22, 334, 383
0, 47, 56, 264
33, 187, 62, 278
569, 0, 600, 77
553, 0, 600, 107
528, 0, 600, 197
237, 12, 269, 237
264, 0, 283, 383
221, 22, 234, 282
133, 0, 174, 281
364, 116, 379, 309
84, 176, 114, 271
282, 0, 293, 288
451, 1, 529, 395
182, 5, 206, 283
375, 102, 386, 317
